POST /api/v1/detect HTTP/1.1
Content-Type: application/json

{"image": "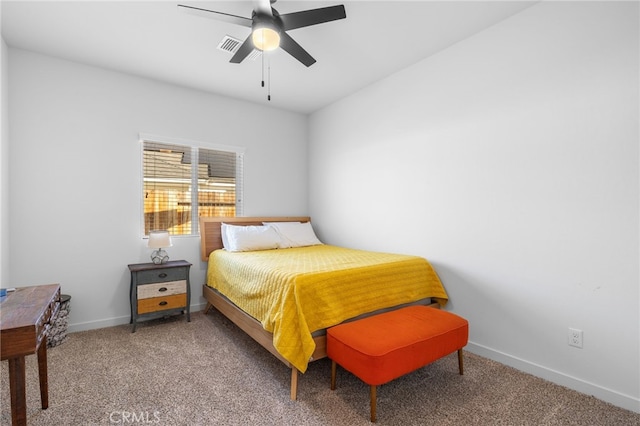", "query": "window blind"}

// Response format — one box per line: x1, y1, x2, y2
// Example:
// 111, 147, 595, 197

142, 140, 243, 236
